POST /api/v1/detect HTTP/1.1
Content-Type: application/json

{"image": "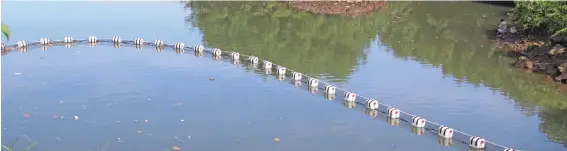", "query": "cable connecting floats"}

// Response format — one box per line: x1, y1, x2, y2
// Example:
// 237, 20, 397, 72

0, 36, 522, 151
